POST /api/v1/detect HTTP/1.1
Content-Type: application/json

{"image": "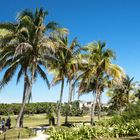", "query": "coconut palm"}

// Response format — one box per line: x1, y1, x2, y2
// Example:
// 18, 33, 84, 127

0, 8, 66, 127
76, 41, 124, 124
46, 35, 80, 126
64, 37, 80, 124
